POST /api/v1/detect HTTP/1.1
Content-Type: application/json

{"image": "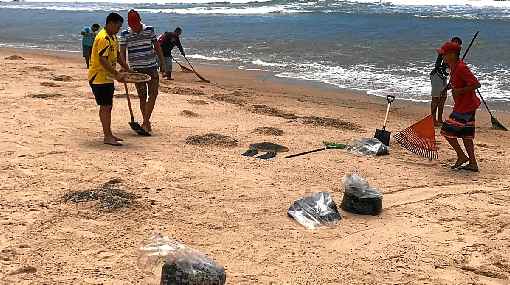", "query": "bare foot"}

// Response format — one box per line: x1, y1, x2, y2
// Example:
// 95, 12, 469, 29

451, 156, 469, 169
104, 137, 122, 146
